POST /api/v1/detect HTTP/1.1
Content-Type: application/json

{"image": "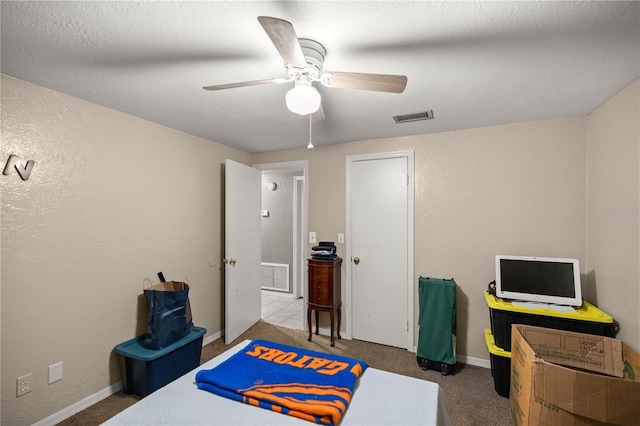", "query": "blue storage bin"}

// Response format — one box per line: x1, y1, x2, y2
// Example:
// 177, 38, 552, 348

114, 326, 206, 397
